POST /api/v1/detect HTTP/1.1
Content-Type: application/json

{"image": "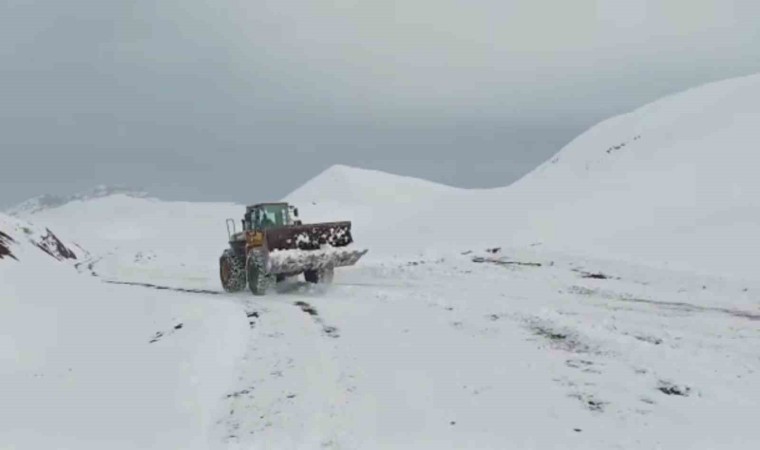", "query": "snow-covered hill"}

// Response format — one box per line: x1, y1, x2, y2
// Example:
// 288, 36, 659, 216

0, 213, 247, 450
287, 164, 459, 209
7, 185, 147, 216
287, 164, 476, 253
0, 213, 83, 264
10, 193, 242, 288
286, 74, 760, 279
502, 73, 760, 278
